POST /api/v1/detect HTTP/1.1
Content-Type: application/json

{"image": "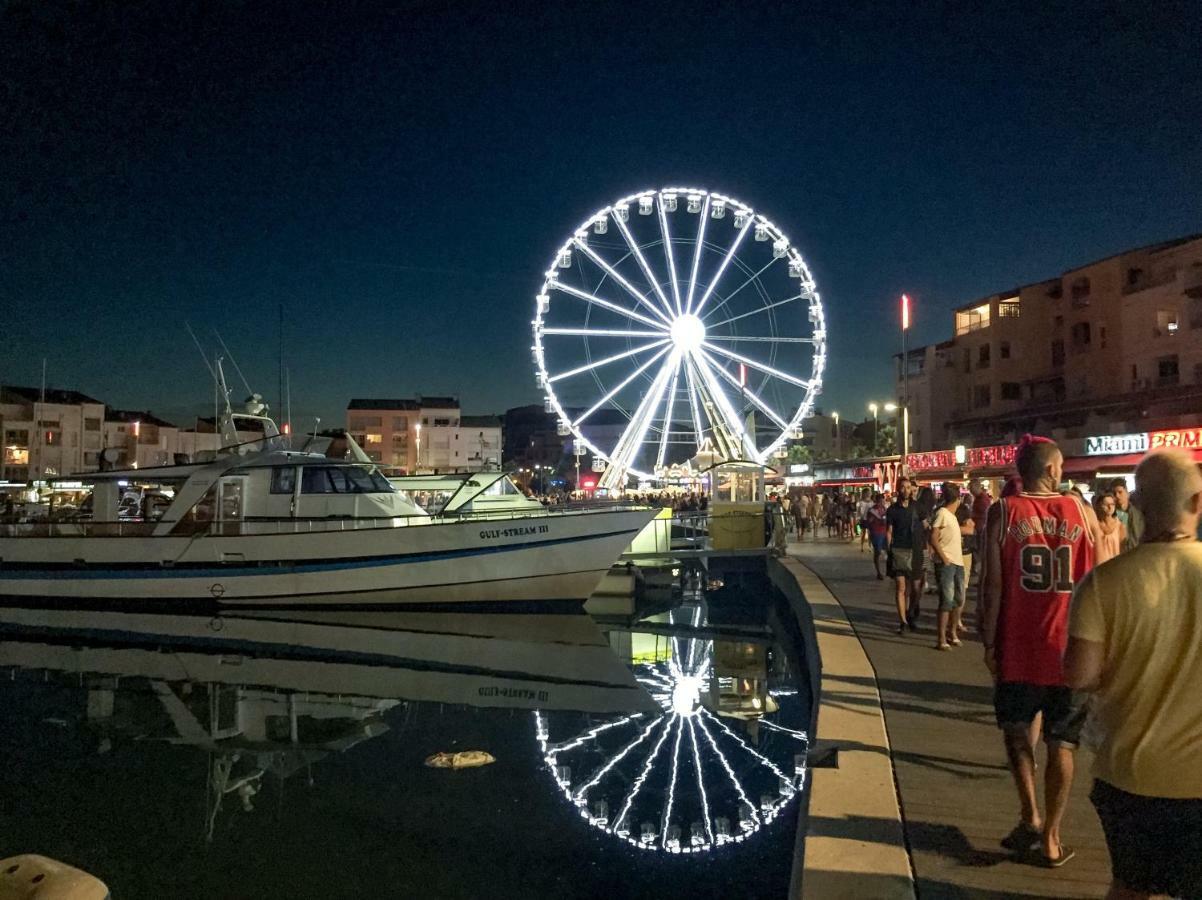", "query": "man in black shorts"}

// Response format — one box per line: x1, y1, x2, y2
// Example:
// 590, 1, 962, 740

885, 477, 915, 635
